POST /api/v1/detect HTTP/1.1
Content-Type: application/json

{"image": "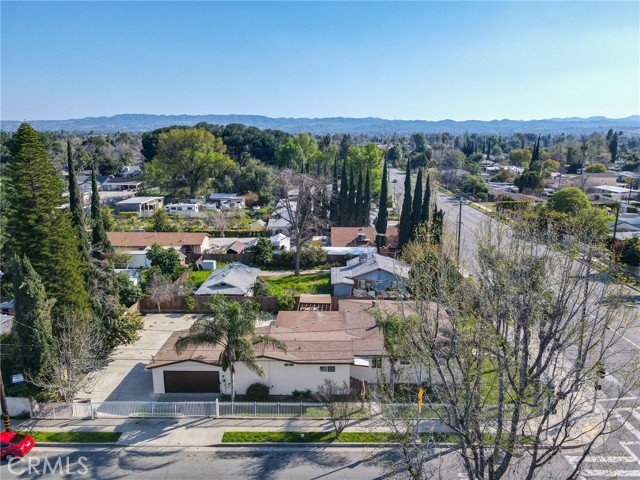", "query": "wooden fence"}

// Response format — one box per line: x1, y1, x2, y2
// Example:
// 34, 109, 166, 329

173, 267, 193, 286
140, 295, 278, 313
